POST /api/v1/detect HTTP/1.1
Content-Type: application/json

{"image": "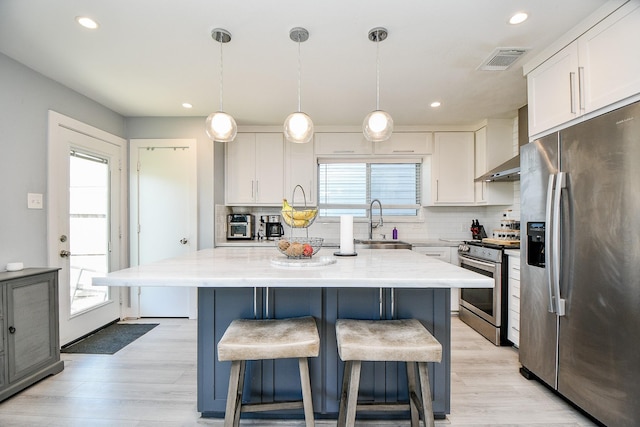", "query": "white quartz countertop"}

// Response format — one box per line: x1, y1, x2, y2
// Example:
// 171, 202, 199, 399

93, 247, 492, 289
